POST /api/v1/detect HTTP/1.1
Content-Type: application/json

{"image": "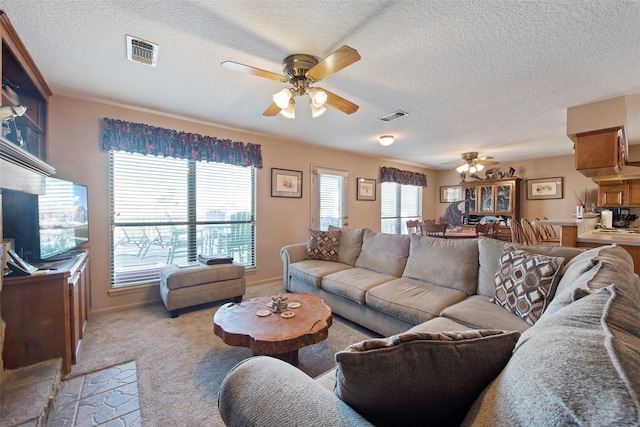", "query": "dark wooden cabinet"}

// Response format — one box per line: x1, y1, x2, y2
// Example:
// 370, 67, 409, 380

462, 178, 521, 220
1, 251, 90, 374
0, 11, 51, 161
